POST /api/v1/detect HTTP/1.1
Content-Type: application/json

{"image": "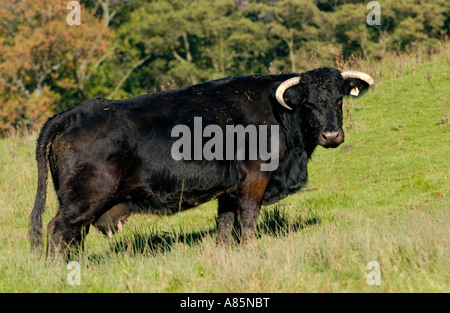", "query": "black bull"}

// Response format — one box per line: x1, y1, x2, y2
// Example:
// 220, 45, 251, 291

28, 67, 375, 257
